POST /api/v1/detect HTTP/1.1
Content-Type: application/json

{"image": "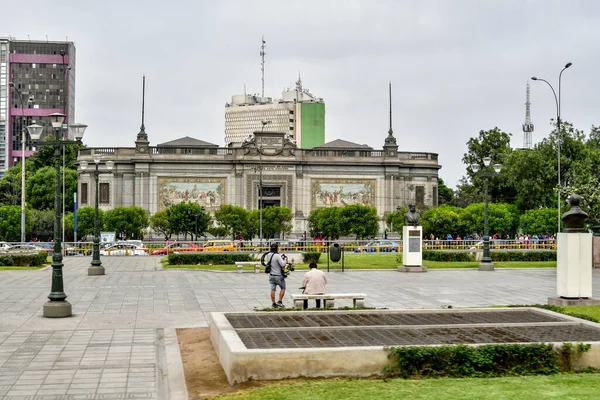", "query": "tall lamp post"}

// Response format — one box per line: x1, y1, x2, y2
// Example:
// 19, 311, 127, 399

29, 112, 86, 318
80, 153, 113, 276
471, 157, 502, 271
186, 207, 205, 241
531, 62, 572, 233
8, 82, 35, 243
